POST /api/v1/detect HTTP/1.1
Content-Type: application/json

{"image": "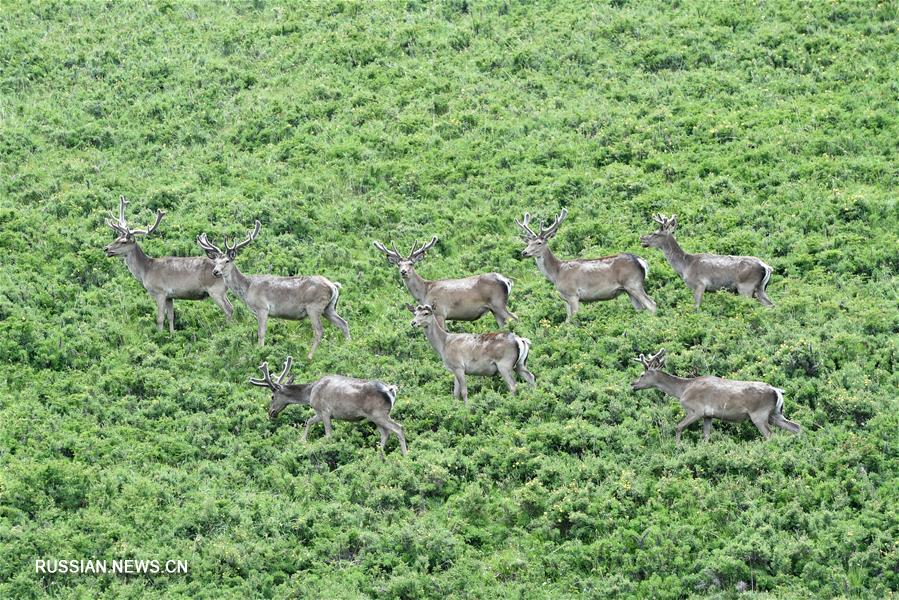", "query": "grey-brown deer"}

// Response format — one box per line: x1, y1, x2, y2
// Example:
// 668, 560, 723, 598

197, 222, 349, 358
374, 236, 516, 328
409, 303, 535, 407
249, 356, 407, 456
640, 214, 774, 308
104, 195, 232, 332
631, 349, 801, 442
516, 208, 657, 321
